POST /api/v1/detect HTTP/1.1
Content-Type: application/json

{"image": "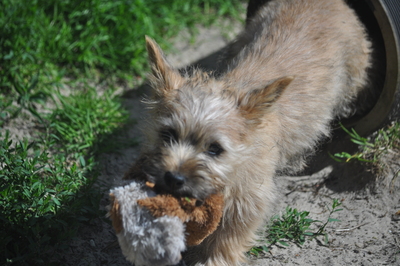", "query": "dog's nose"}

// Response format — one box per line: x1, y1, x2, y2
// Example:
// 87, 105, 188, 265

164, 171, 185, 190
